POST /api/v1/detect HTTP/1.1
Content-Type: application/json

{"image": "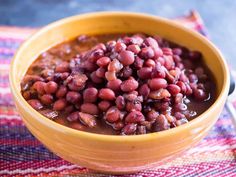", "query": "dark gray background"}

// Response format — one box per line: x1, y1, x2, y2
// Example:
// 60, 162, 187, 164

0, 0, 235, 68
